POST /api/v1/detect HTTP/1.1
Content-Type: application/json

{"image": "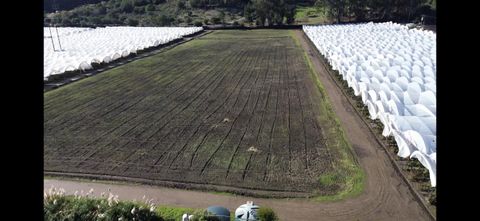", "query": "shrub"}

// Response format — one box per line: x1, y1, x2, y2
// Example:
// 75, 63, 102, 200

257, 207, 278, 221
133, 0, 149, 7
44, 187, 162, 221
146, 4, 156, 11
120, 0, 134, 13
429, 191, 436, 206
177, 0, 186, 10
43, 186, 220, 221
190, 0, 205, 8
154, 14, 173, 26
194, 21, 203, 27
211, 16, 221, 24
126, 18, 139, 26
134, 6, 146, 14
